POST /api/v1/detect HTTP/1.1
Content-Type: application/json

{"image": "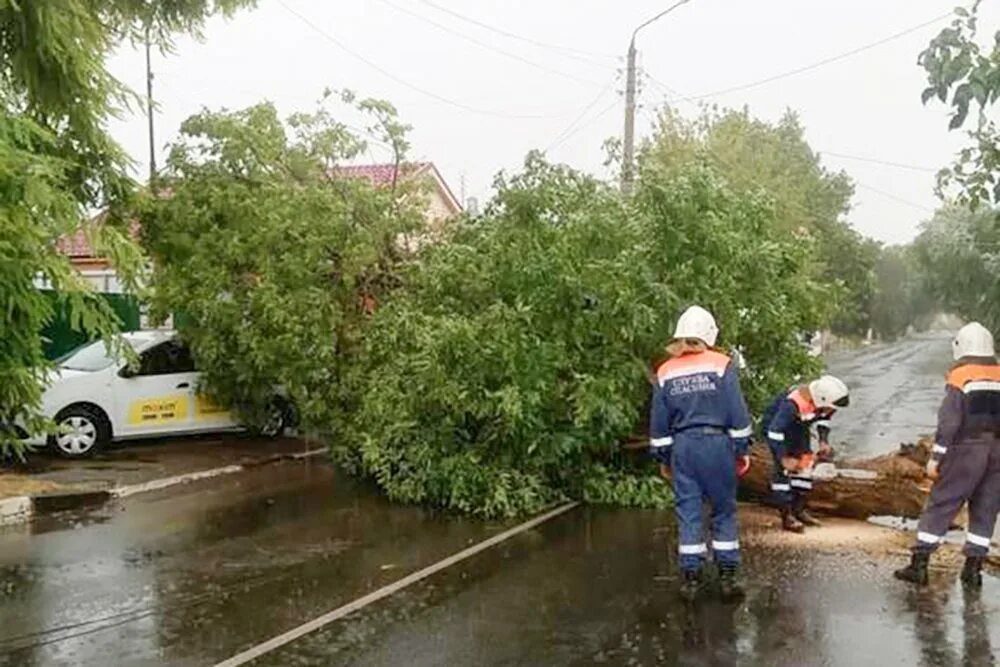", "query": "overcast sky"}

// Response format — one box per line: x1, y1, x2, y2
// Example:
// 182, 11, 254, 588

106, 0, 992, 245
